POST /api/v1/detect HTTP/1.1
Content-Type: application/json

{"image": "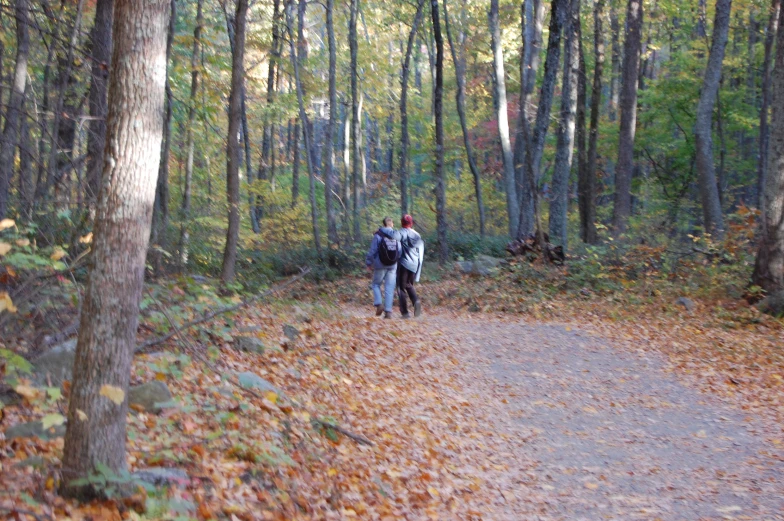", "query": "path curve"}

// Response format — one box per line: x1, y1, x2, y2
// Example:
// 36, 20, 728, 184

423, 312, 784, 520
